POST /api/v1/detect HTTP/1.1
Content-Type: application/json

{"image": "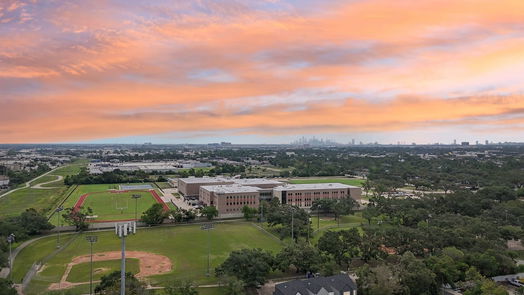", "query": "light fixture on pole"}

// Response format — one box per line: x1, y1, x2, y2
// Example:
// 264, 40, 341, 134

115, 221, 136, 295
55, 206, 64, 248
200, 223, 214, 276
85, 235, 98, 295
131, 194, 141, 221
7, 233, 15, 282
